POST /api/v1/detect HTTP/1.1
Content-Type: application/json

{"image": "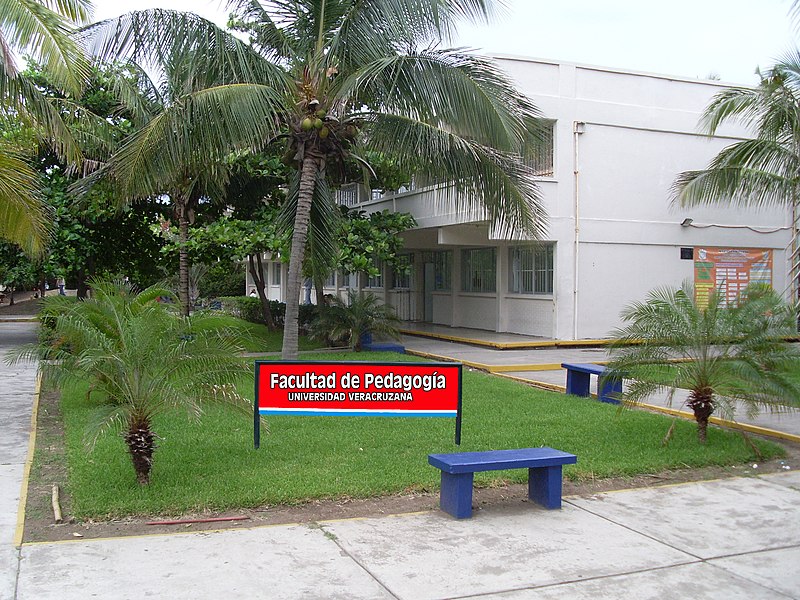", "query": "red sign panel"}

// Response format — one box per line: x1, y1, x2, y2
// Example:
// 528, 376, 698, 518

255, 361, 462, 418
